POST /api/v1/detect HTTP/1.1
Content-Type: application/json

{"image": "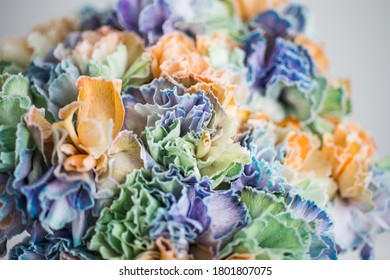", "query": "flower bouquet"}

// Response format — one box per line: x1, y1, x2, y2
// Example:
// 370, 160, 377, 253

0, 0, 389, 260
